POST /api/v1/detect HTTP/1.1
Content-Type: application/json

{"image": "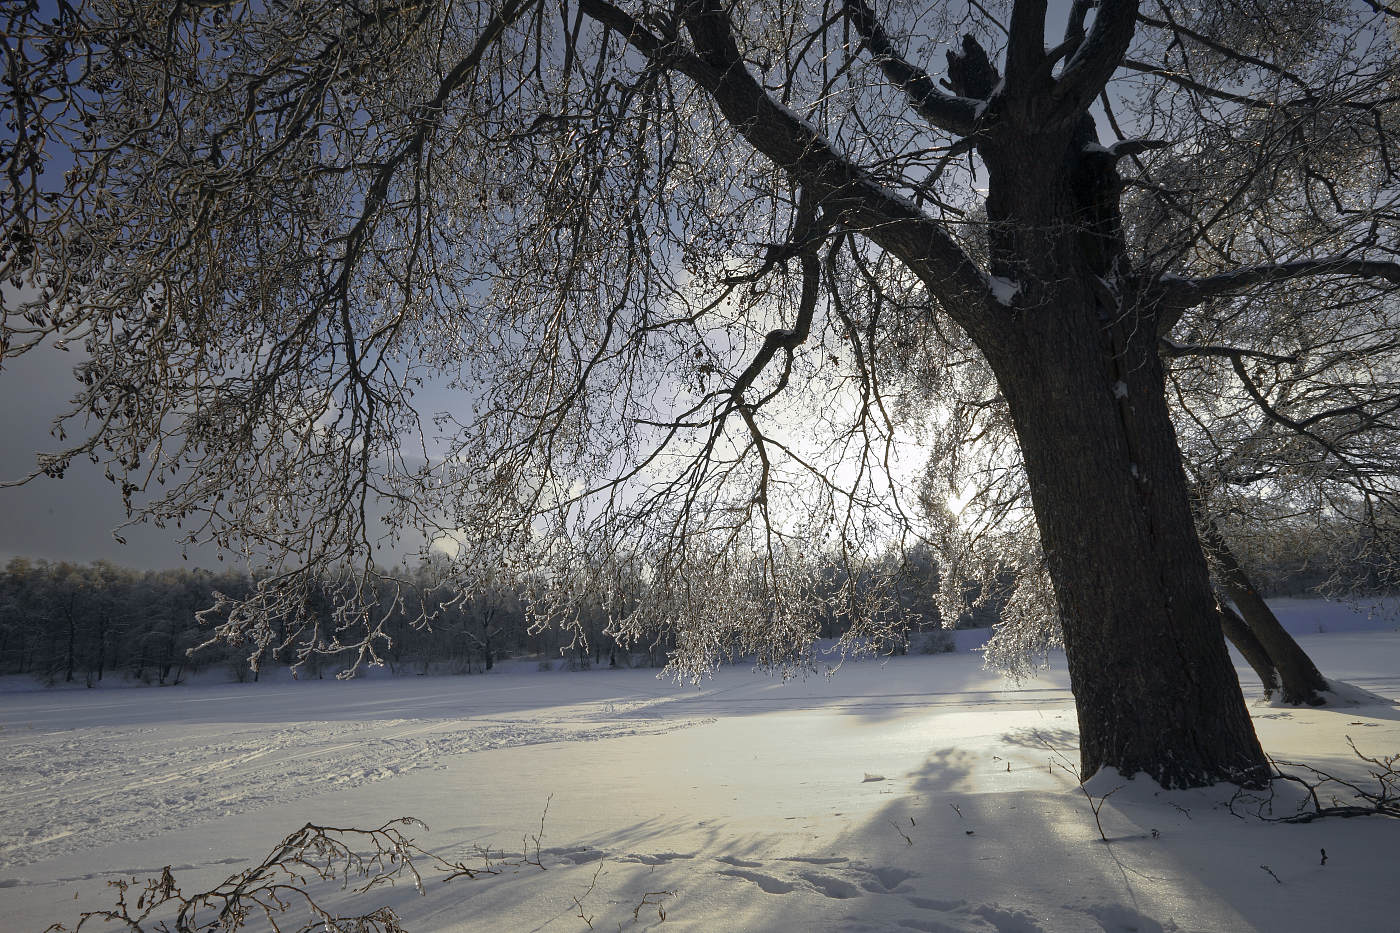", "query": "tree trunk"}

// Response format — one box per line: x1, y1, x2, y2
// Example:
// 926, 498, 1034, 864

986, 307, 1269, 788
1200, 521, 1329, 705
63, 598, 76, 684
956, 81, 1272, 787
96, 615, 108, 682
1217, 600, 1280, 698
